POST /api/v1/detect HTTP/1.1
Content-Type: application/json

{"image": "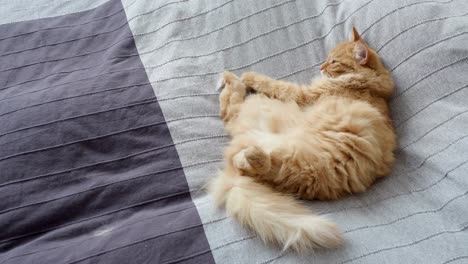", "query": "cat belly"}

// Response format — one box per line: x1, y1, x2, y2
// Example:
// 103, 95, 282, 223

237, 94, 302, 133
245, 130, 285, 154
